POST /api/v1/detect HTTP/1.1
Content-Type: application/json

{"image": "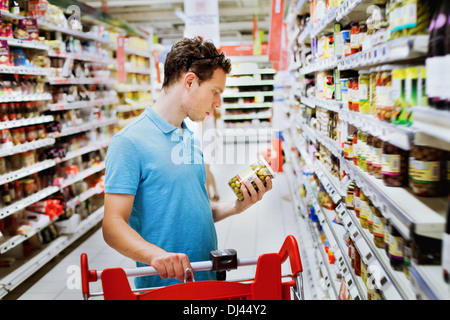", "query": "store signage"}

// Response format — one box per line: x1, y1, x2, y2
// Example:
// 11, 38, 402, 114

268, 0, 284, 65
184, 0, 220, 47
116, 35, 126, 82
